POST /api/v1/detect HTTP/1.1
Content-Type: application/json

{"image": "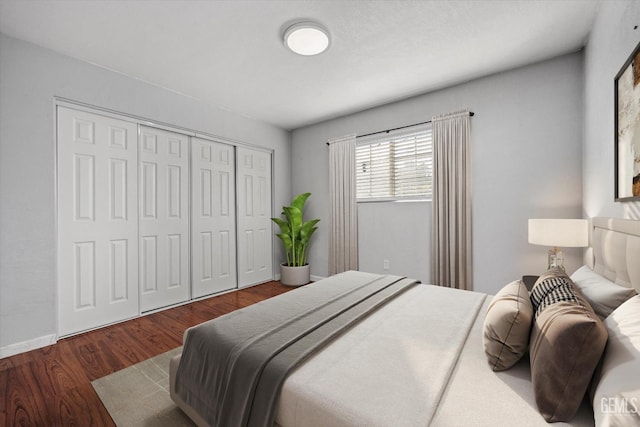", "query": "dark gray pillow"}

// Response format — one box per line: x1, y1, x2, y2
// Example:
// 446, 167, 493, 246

529, 268, 608, 422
